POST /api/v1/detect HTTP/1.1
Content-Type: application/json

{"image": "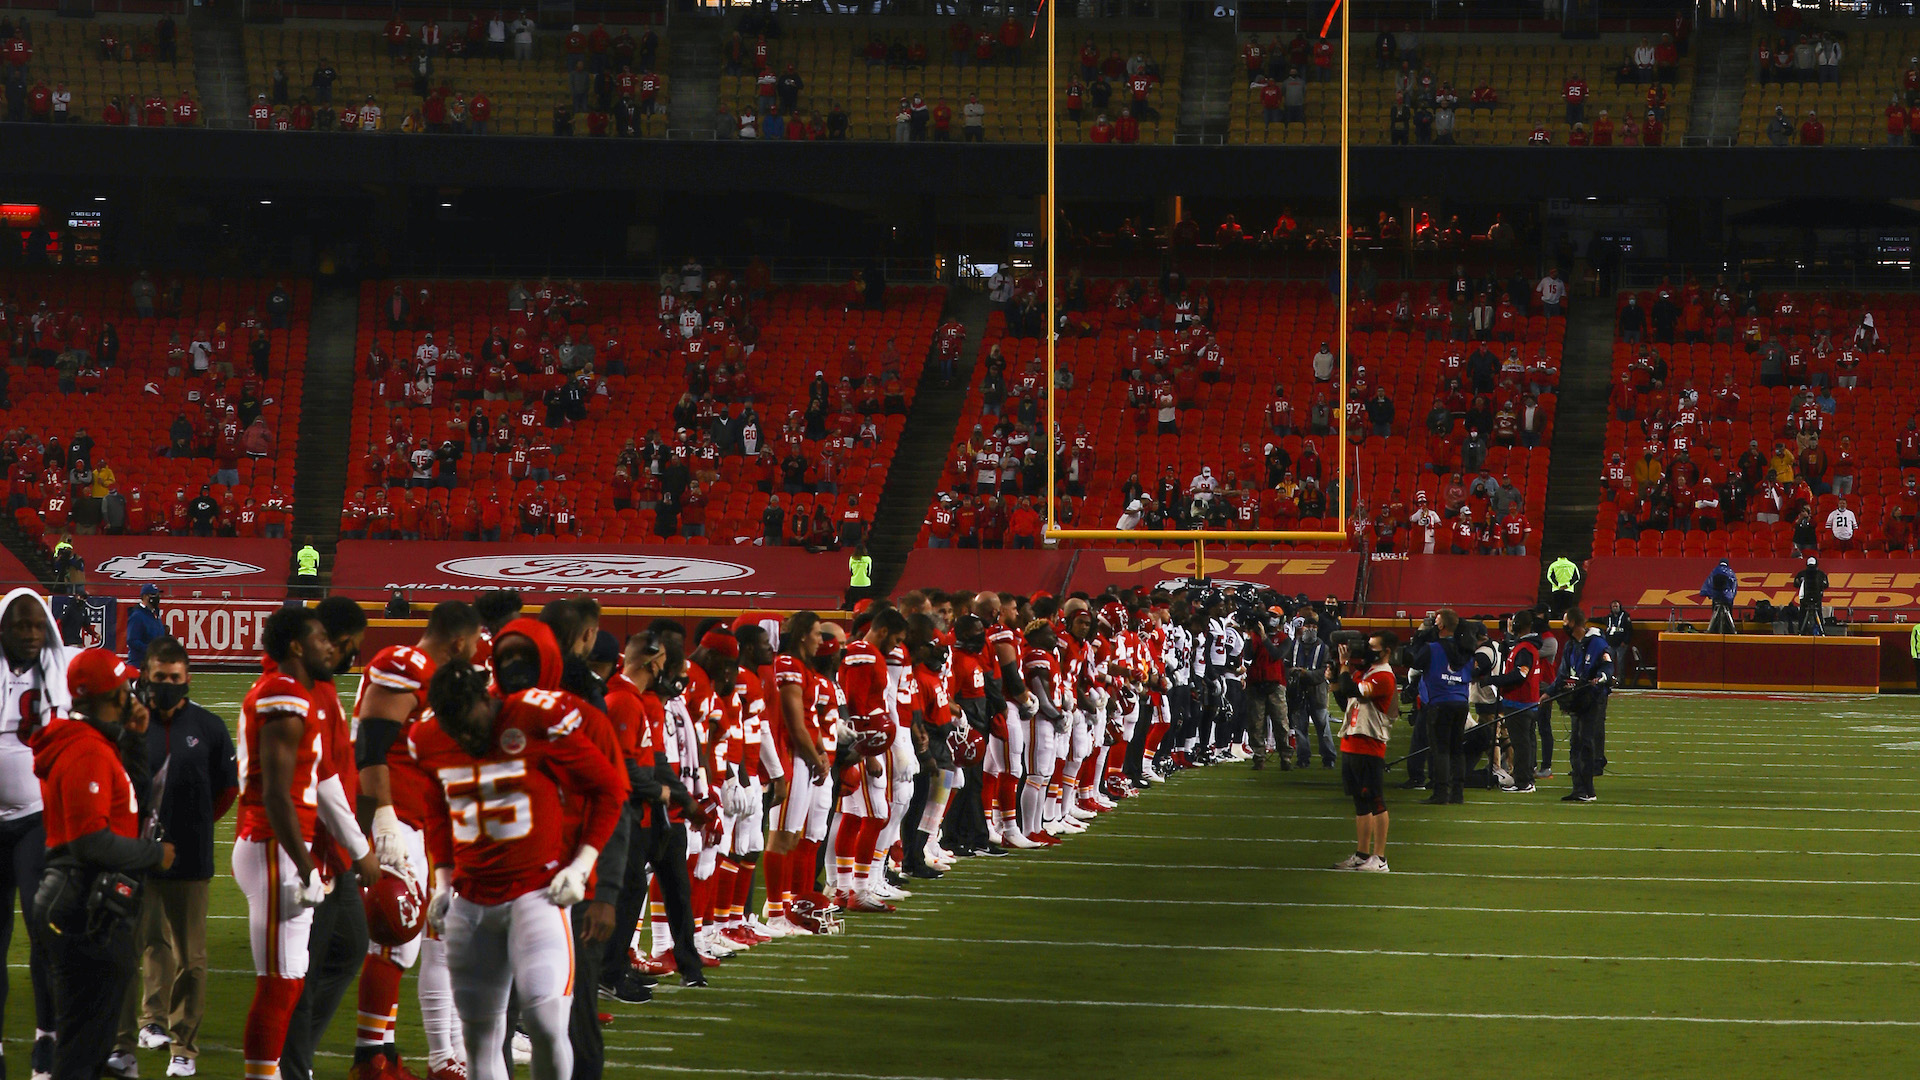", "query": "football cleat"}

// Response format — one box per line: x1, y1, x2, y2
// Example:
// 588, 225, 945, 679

1068, 803, 1099, 821
848, 892, 895, 913
719, 926, 759, 949
1002, 830, 1043, 849
427, 1065, 468, 1080
511, 1031, 532, 1066
1026, 830, 1061, 847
